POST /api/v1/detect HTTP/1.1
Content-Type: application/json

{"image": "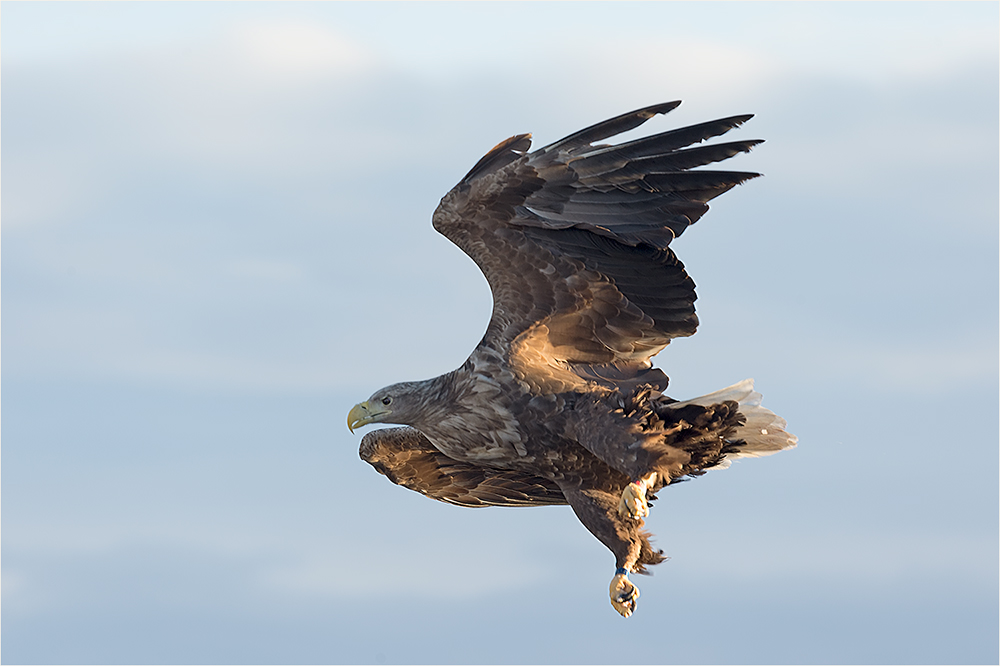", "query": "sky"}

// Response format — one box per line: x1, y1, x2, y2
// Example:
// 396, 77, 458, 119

2, 2, 998, 664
